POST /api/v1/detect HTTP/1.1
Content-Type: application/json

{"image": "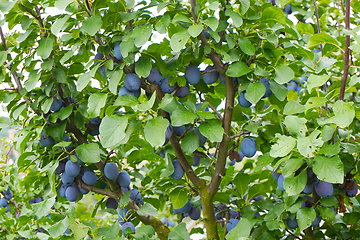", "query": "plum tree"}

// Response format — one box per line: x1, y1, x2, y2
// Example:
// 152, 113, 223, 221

1, 0, 358, 239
